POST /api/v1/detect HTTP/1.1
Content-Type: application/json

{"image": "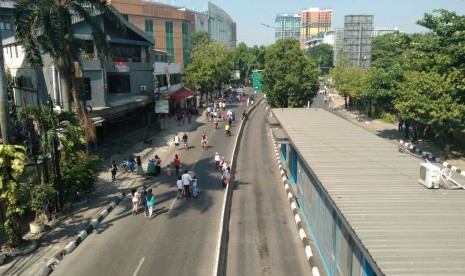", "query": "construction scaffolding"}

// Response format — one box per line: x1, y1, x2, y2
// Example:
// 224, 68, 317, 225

343, 15, 373, 68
